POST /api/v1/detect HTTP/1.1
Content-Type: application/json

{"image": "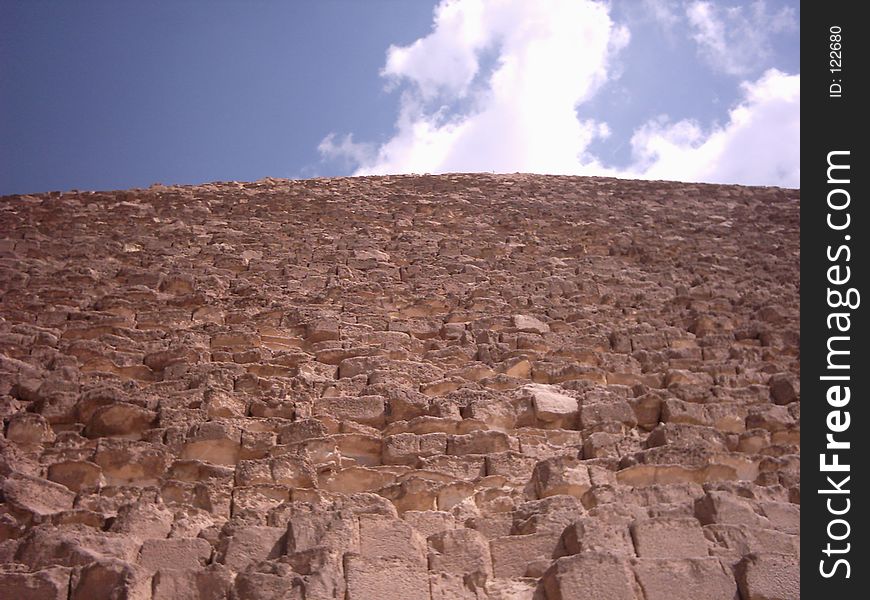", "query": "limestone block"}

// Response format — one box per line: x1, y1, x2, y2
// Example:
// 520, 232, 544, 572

525, 383, 578, 423
285, 509, 358, 555
47, 460, 105, 492
138, 537, 213, 572
632, 557, 738, 600
232, 571, 306, 600
490, 531, 561, 578
70, 559, 151, 600
2, 472, 75, 519
630, 517, 710, 558
151, 565, 233, 600
358, 513, 427, 564
447, 430, 512, 455
542, 553, 639, 600
6, 412, 55, 444
216, 525, 286, 571
513, 314, 550, 334
0, 567, 70, 600
85, 402, 156, 439
317, 395, 386, 428
93, 439, 173, 485
736, 552, 800, 600
181, 422, 241, 466
344, 554, 428, 600
530, 455, 591, 499
563, 516, 635, 556
278, 418, 328, 444
427, 528, 492, 577
110, 501, 174, 540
